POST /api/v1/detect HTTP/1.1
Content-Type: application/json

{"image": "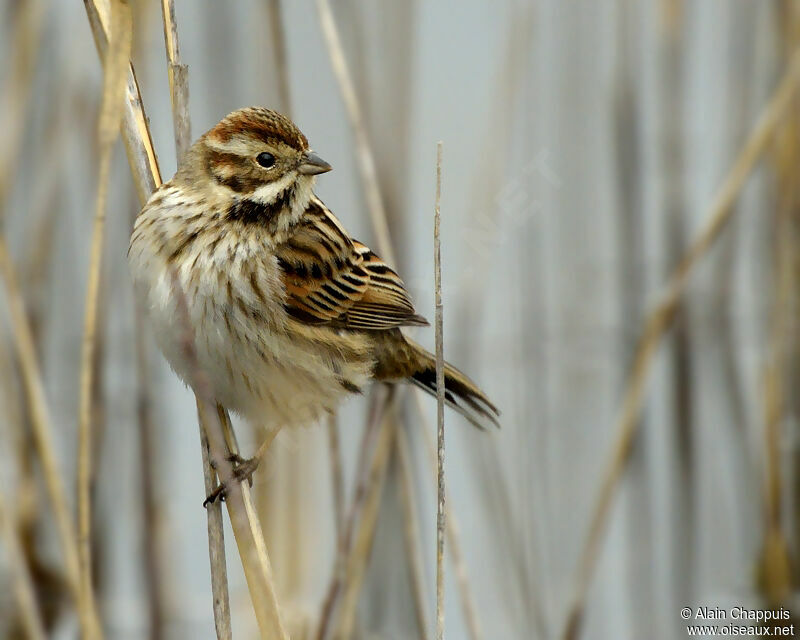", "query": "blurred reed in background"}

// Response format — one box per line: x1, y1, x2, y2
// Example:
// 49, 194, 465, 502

2, 1, 800, 639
